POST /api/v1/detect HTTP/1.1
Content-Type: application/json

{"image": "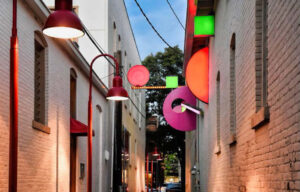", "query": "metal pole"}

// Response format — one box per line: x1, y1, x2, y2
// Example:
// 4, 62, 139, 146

112, 101, 122, 192
146, 155, 149, 192
88, 54, 120, 192
156, 161, 158, 191
9, 0, 18, 191
151, 160, 153, 192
